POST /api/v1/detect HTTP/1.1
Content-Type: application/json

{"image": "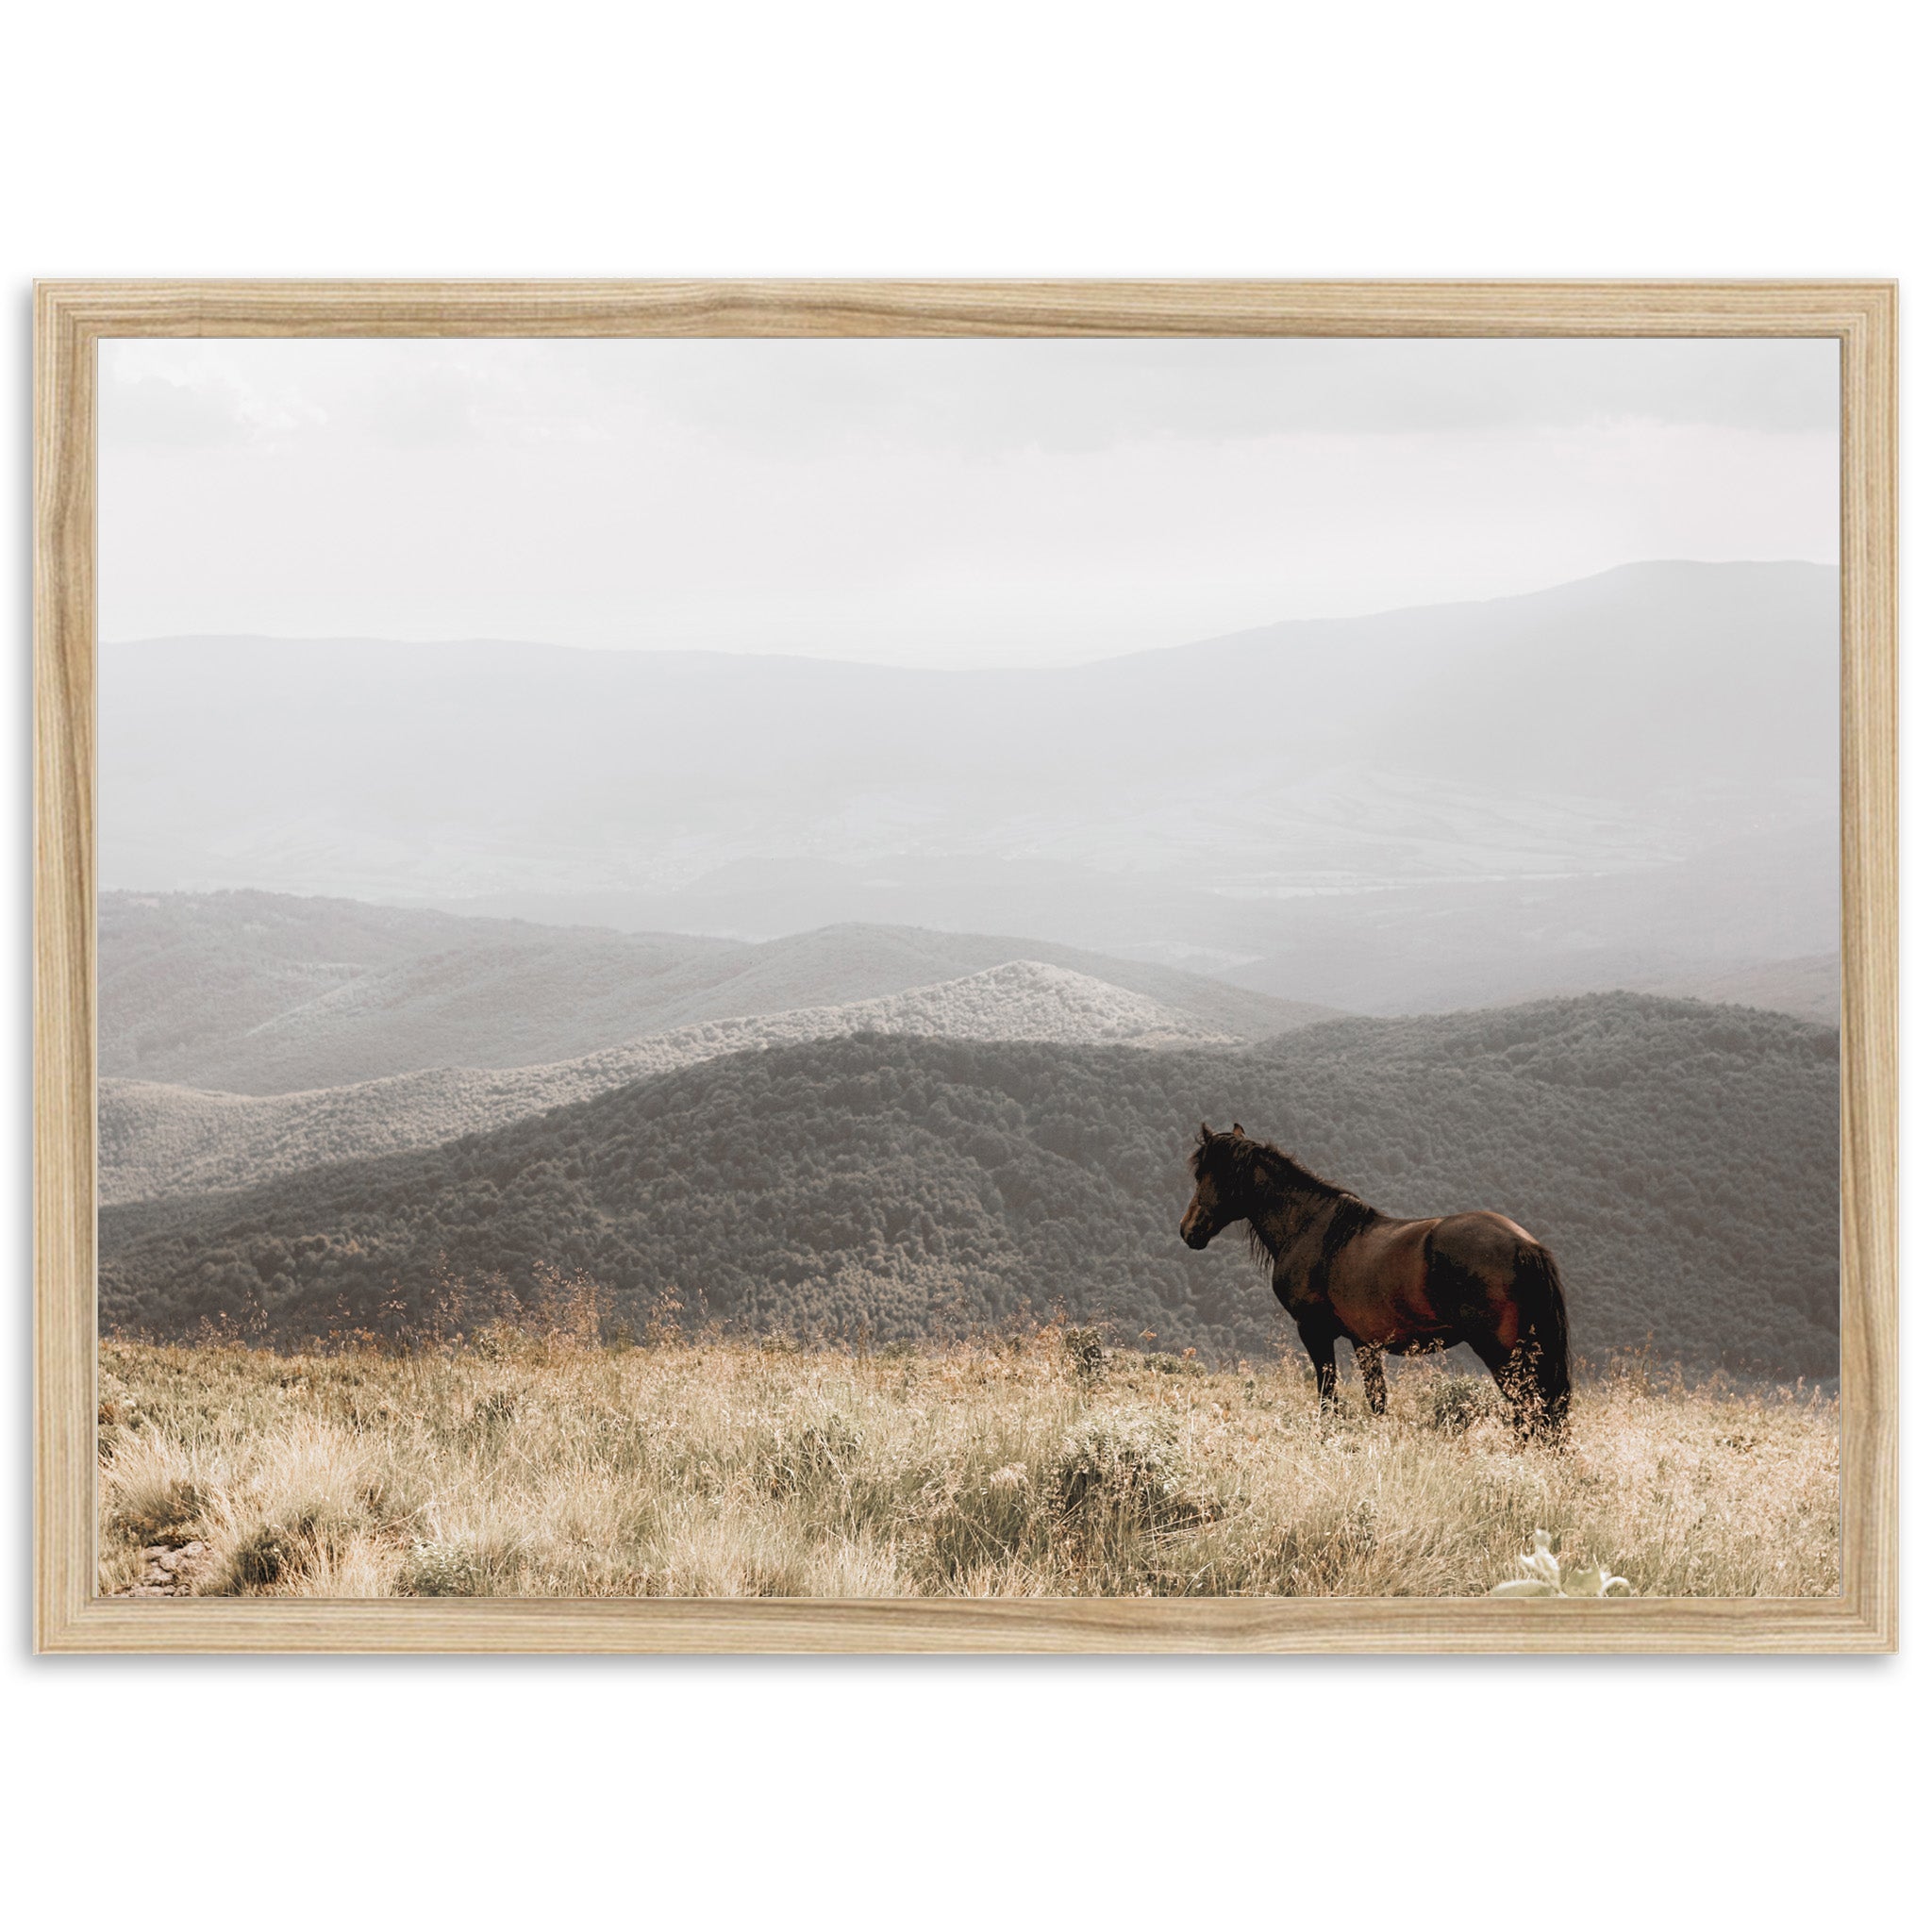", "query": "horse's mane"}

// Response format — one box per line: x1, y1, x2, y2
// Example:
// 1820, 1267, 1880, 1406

1191, 1128, 1380, 1263
1190, 1127, 1354, 1198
